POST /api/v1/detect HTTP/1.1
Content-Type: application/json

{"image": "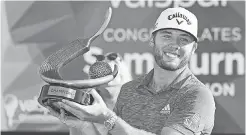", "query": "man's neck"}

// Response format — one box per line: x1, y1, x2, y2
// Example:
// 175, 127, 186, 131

151, 63, 187, 92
